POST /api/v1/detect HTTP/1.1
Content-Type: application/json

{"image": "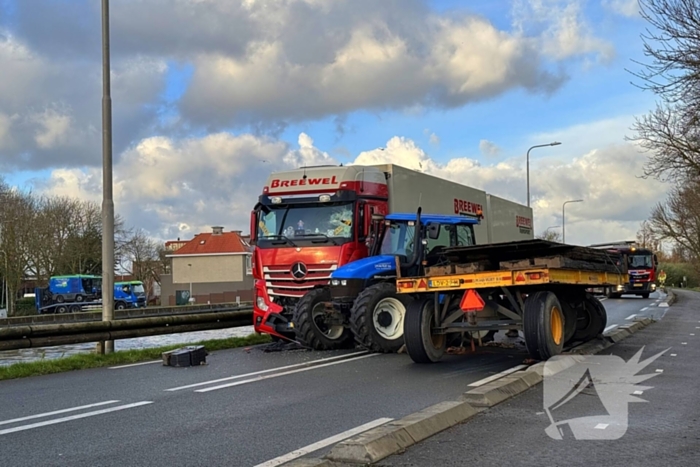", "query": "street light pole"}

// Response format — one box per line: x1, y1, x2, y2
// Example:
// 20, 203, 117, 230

526, 142, 562, 207
562, 200, 583, 244
99, 0, 115, 354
